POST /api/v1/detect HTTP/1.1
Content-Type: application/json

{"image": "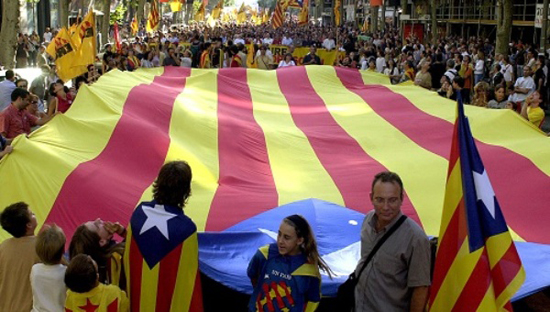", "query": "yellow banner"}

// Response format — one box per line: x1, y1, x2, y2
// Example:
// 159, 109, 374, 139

267, 45, 344, 66
46, 27, 86, 82
72, 11, 97, 68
